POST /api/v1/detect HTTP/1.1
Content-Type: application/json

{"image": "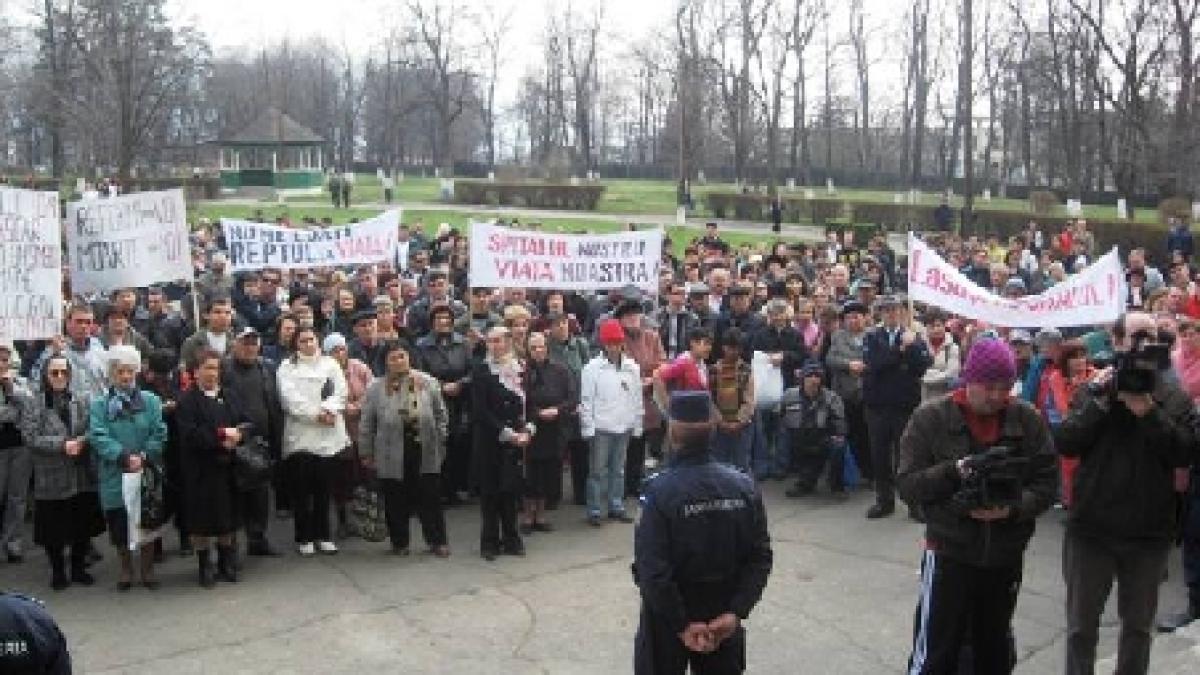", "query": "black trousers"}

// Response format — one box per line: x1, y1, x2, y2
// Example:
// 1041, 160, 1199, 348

907, 550, 1022, 675
441, 430, 471, 497
570, 438, 590, 506
865, 406, 911, 506
380, 474, 447, 549
479, 491, 520, 553
634, 605, 746, 675
1183, 476, 1200, 607
286, 453, 333, 544
844, 399, 872, 481
239, 483, 270, 540
792, 440, 845, 492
